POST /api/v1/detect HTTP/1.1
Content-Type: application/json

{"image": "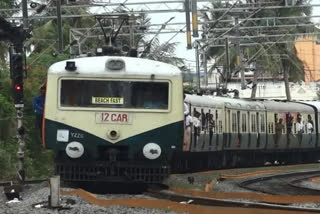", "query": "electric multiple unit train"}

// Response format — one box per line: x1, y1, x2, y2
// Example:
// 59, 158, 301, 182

43, 56, 184, 183
43, 56, 320, 183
